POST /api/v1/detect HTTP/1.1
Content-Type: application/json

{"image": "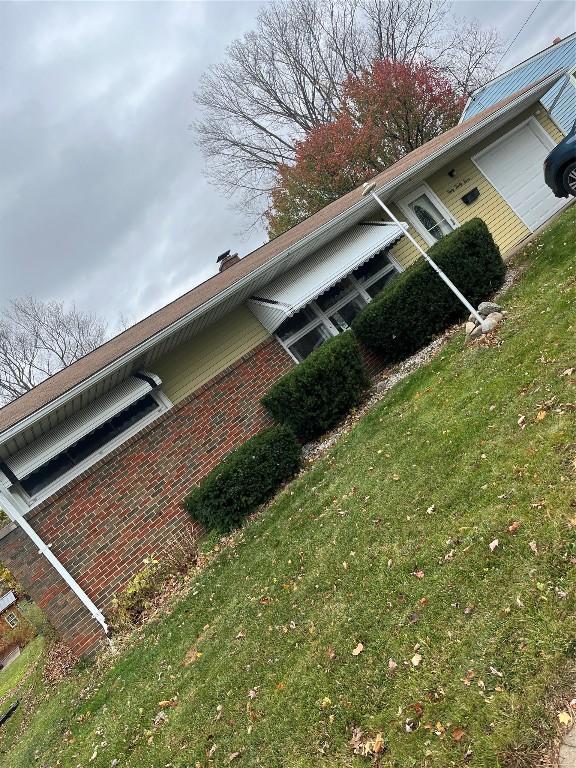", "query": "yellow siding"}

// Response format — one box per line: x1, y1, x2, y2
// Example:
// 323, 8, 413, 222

387, 203, 428, 269
534, 108, 565, 143
153, 306, 269, 404
377, 103, 561, 262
